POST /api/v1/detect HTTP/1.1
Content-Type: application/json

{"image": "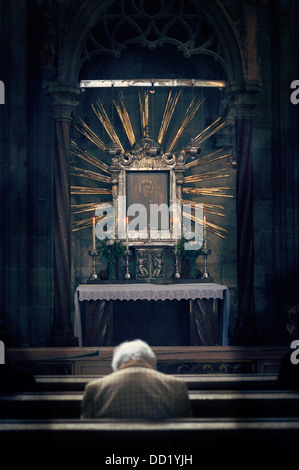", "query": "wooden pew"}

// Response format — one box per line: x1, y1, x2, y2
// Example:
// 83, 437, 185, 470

34, 373, 279, 392
1, 389, 299, 419
0, 392, 80, 419
190, 390, 299, 418
0, 417, 298, 451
